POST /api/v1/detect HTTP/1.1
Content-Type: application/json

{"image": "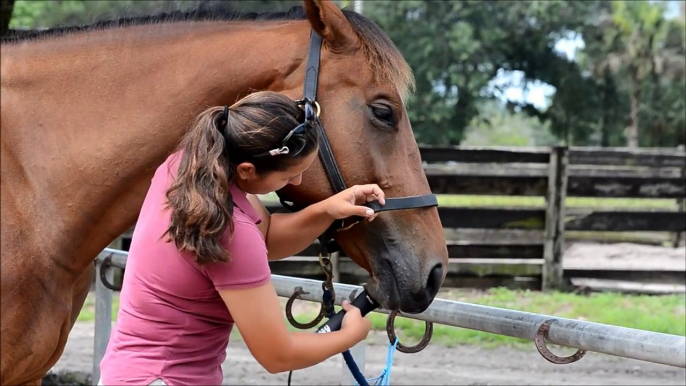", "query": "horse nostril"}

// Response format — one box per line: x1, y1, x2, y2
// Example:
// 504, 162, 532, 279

426, 262, 443, 296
